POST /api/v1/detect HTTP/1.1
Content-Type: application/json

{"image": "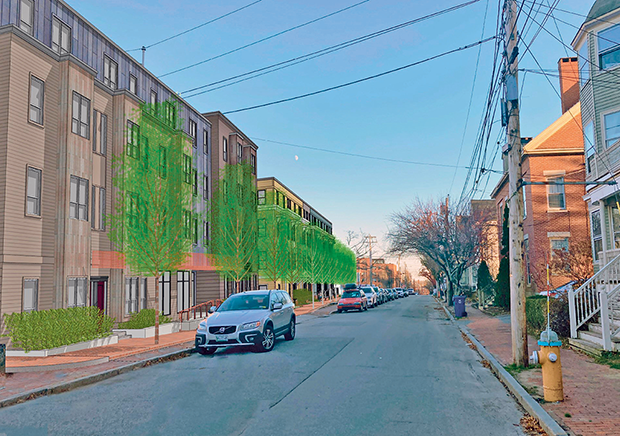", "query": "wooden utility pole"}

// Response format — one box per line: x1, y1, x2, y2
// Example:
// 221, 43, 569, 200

367, 235, 377, 286
504, 0, 528, 367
